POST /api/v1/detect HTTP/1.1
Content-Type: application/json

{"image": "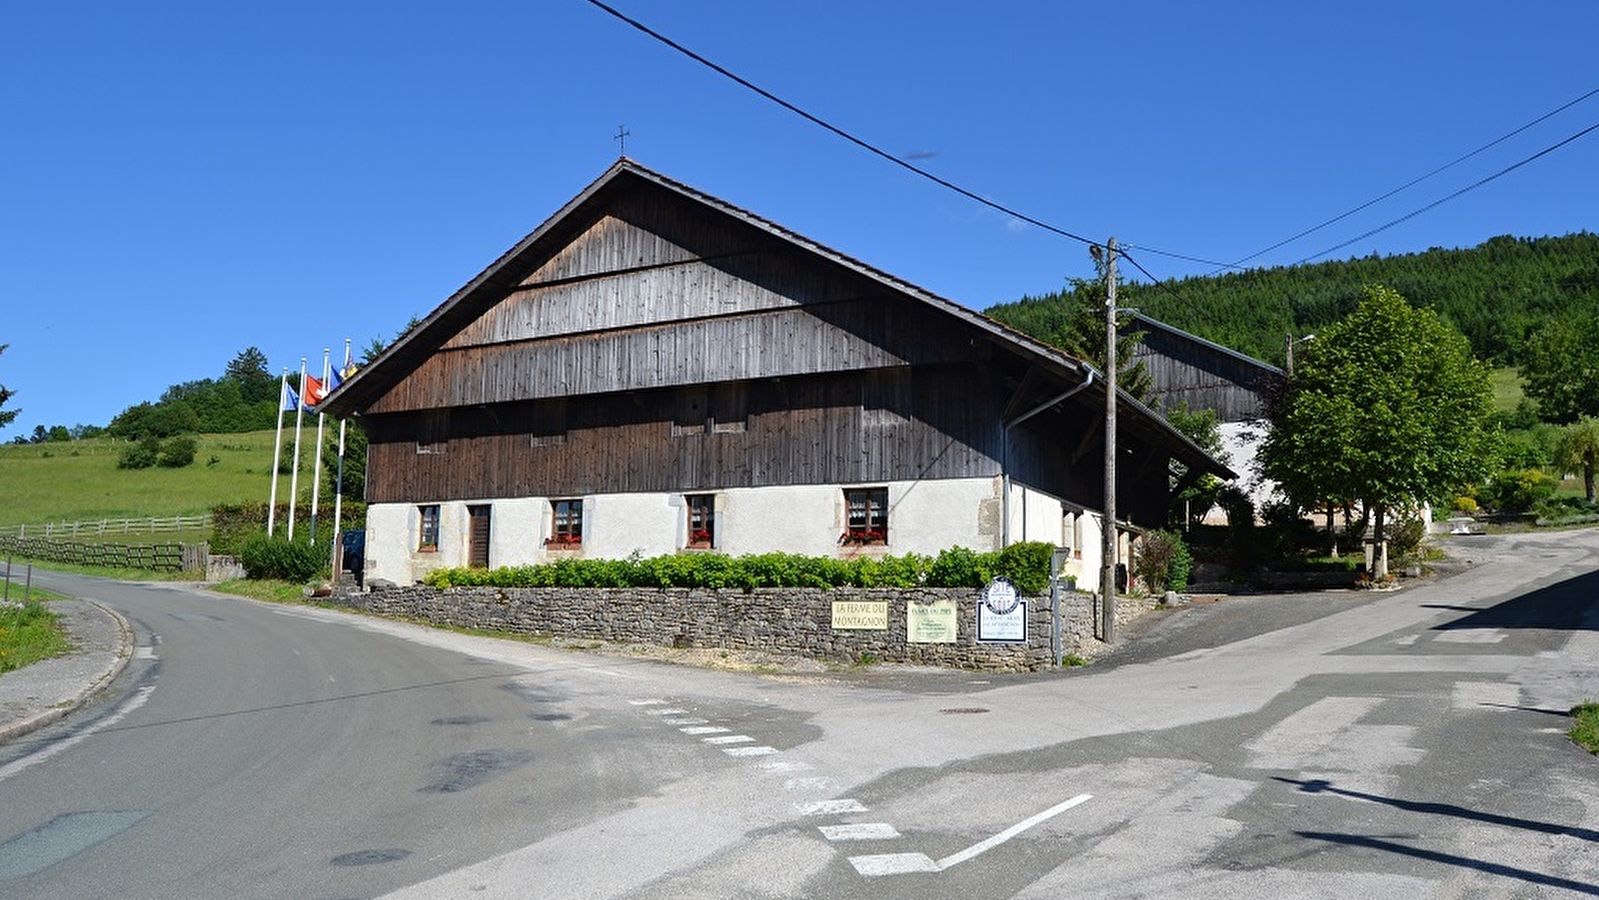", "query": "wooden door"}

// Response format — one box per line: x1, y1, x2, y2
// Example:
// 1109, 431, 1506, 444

468, 505, 491, 568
